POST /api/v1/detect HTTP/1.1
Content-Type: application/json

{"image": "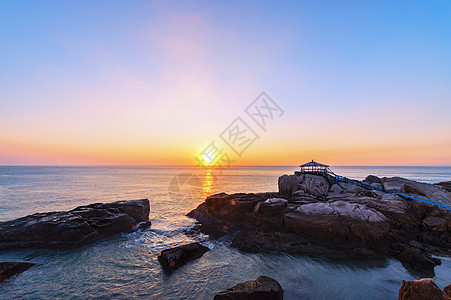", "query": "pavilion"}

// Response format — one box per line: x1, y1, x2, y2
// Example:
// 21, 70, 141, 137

297, 160, 329, 174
